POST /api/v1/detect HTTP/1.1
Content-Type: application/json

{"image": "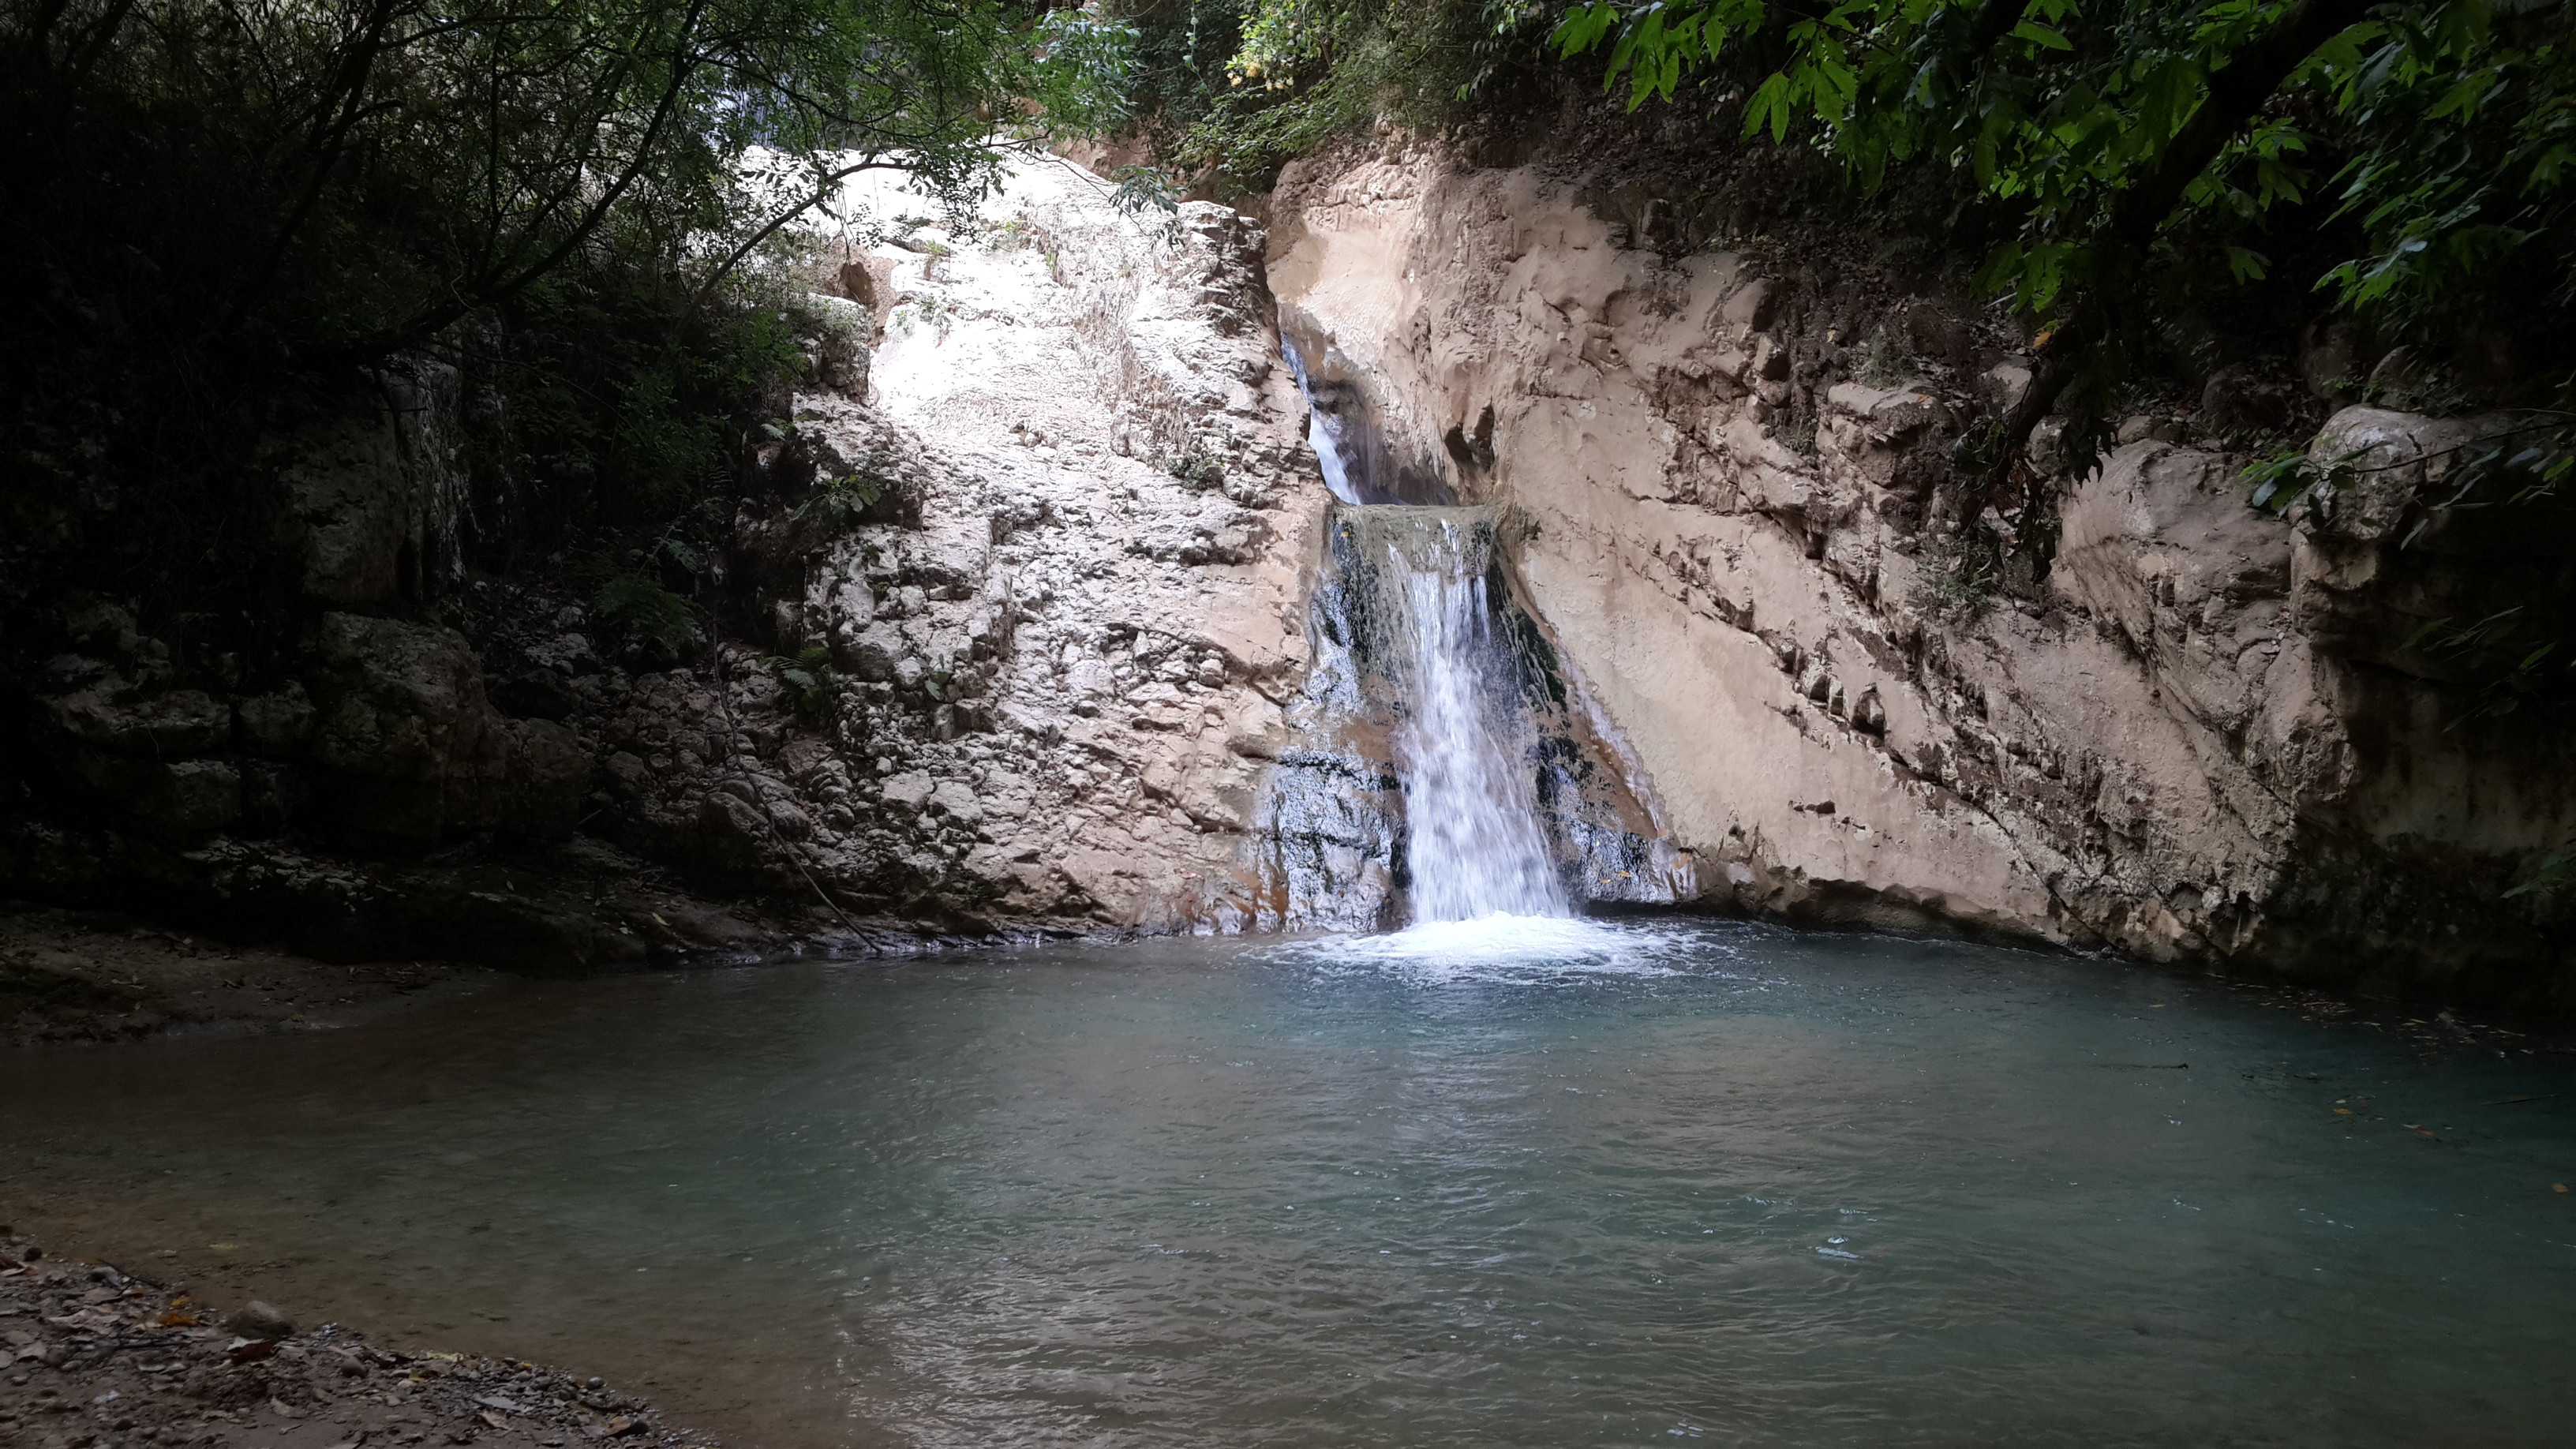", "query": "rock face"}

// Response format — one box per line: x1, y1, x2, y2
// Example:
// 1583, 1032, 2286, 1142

7, 141, 2570, 1005
1268, 143, 2576, 1005
666, 174, 1331, 930
307, 612, 586, 846
2, 159, 1340, 953
274, 361, 468, 605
